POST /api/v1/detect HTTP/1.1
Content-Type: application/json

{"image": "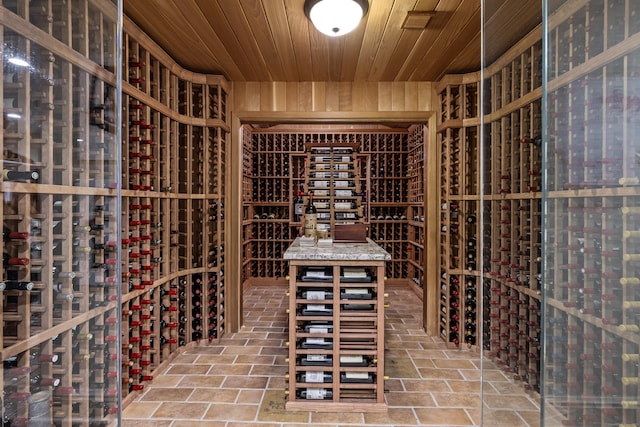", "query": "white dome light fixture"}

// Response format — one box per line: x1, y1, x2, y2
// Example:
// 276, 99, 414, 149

304, 0, 369, 37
